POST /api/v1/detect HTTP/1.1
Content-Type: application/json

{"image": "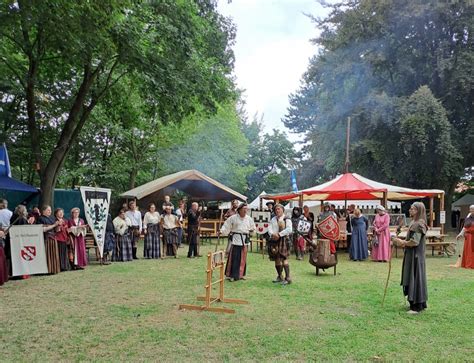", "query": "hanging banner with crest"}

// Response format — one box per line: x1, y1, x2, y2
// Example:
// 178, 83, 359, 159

10, 224, 48, 276
80, 186, 111, 258
251, 211, 271, 235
